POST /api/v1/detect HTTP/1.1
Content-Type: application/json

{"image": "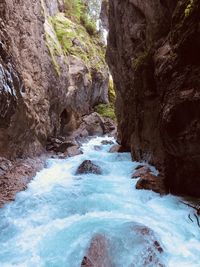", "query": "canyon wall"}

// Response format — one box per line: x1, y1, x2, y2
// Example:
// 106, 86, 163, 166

107, 0, 200, 196
0, 0, 109, 159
